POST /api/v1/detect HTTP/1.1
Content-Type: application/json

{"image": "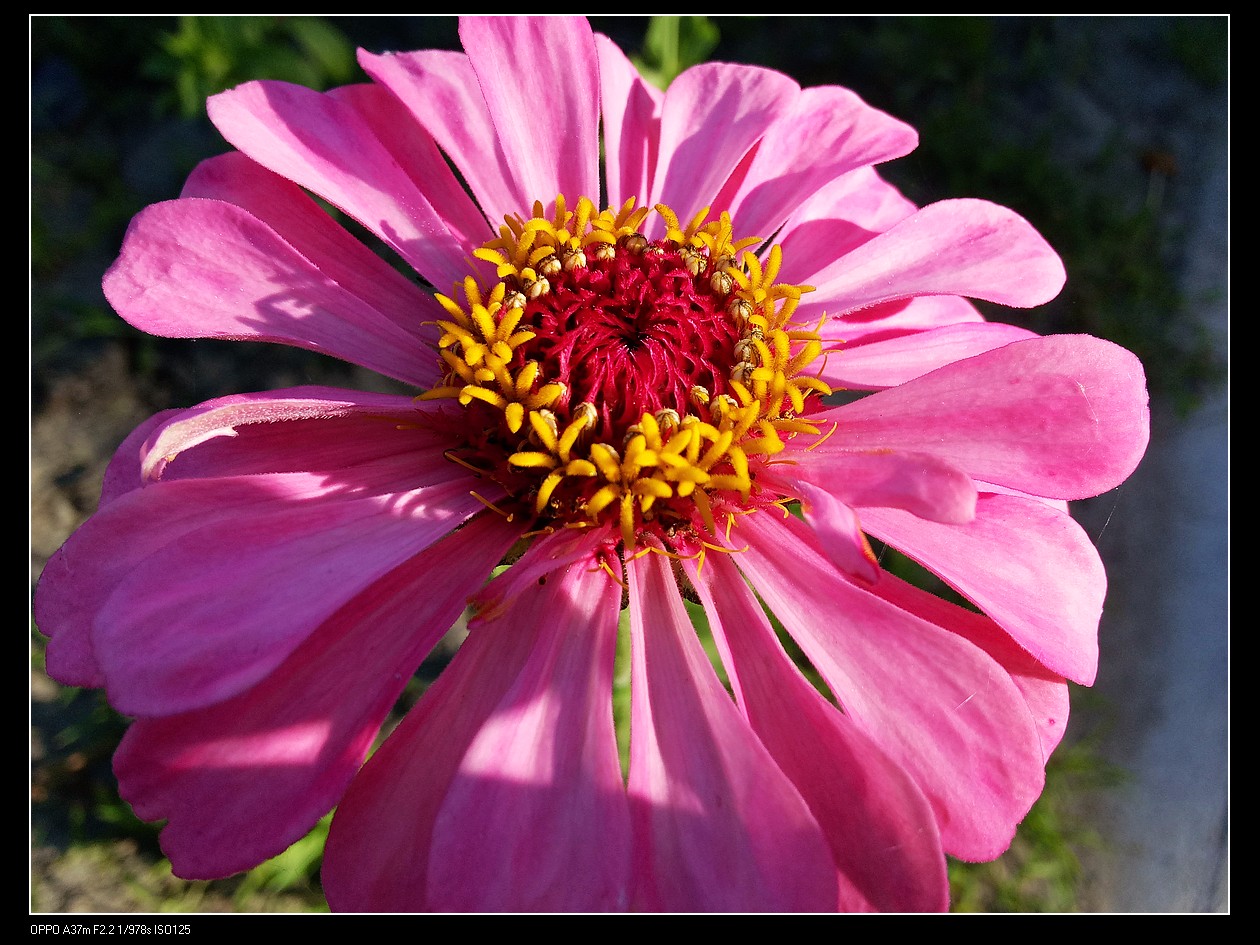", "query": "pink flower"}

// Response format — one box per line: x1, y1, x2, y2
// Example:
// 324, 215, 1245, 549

35, 17, 1150, 912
